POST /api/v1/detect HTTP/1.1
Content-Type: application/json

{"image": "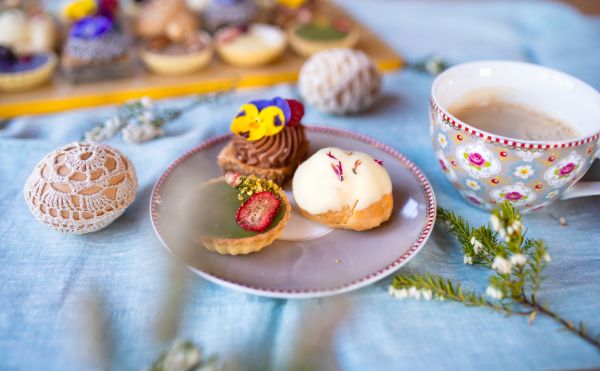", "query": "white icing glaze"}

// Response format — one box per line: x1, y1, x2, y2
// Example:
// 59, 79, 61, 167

293, 147, 392, 215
